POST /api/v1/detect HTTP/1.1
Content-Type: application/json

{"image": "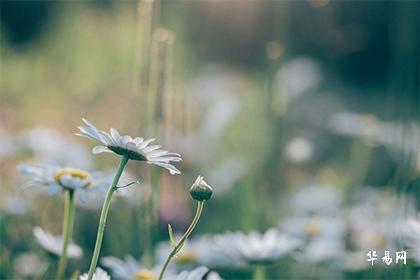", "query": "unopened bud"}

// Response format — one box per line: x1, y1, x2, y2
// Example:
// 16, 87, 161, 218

189, 176, 213, 201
